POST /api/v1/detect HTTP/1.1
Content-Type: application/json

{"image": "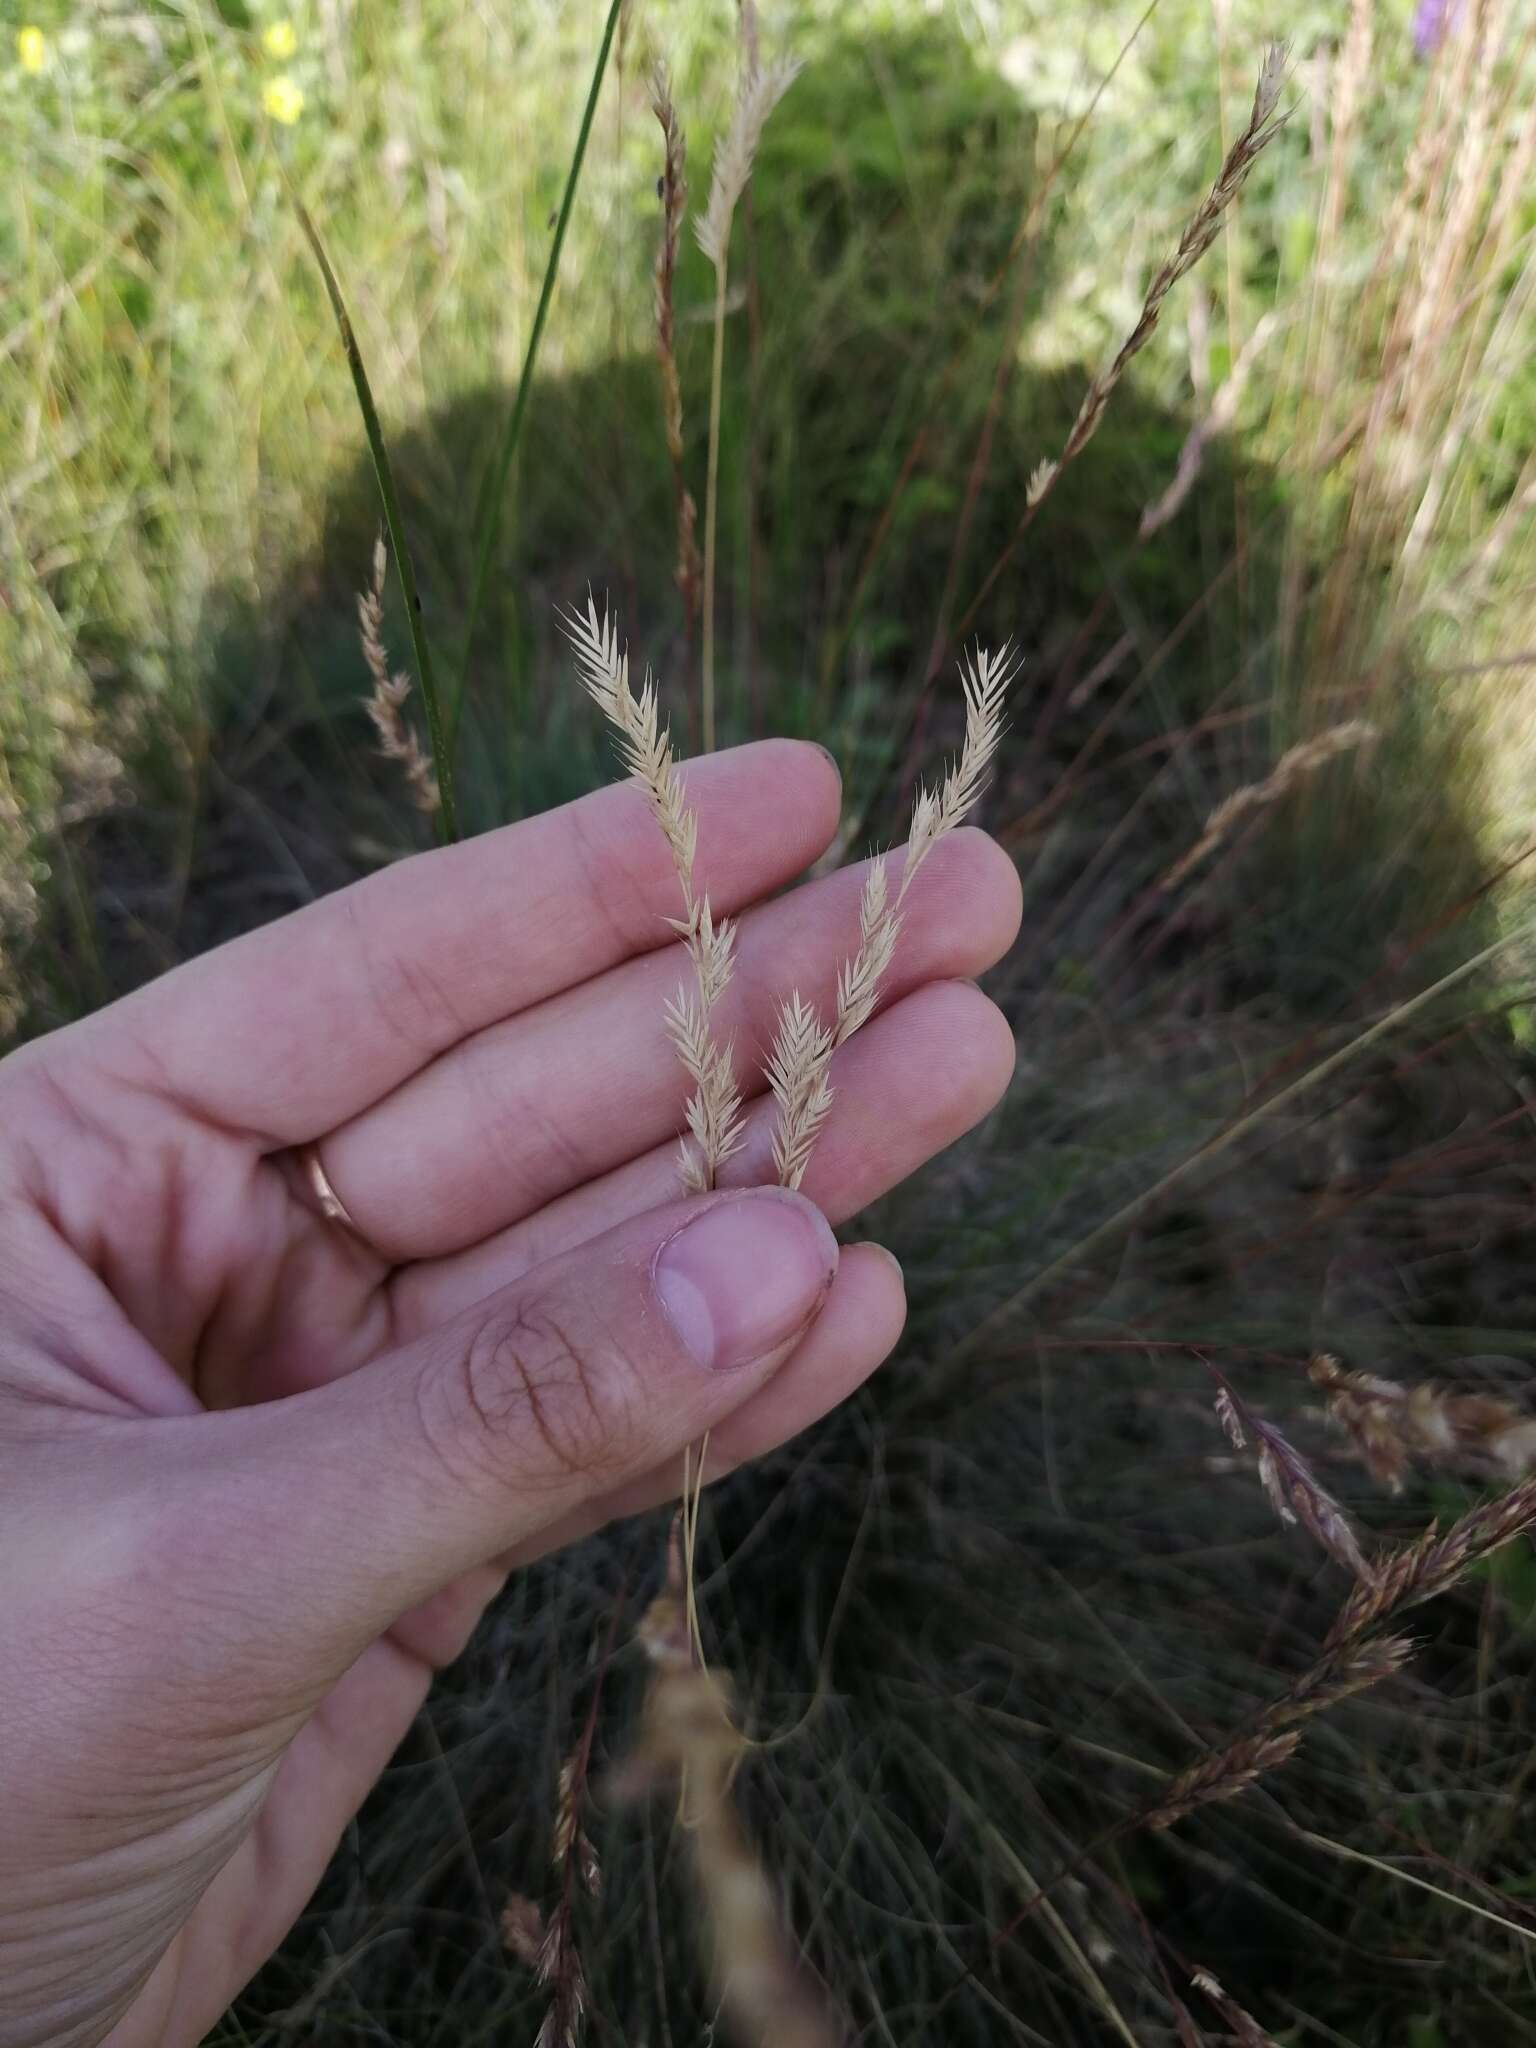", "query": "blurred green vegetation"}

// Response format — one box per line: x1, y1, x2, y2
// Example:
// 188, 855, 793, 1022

8, 1, 1536, 2042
